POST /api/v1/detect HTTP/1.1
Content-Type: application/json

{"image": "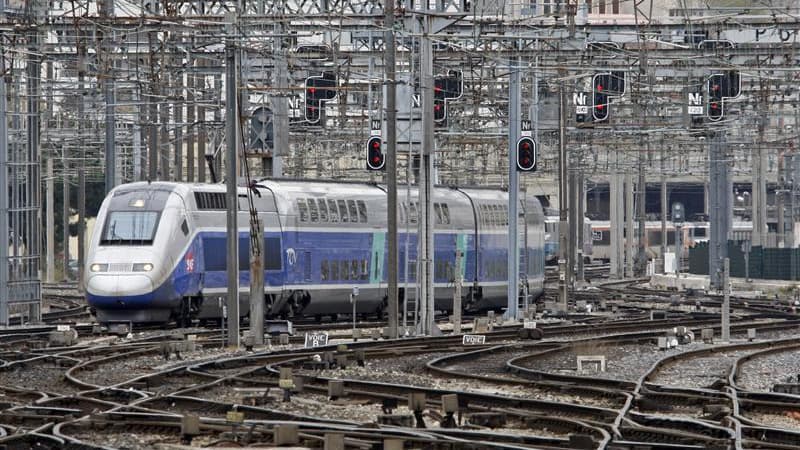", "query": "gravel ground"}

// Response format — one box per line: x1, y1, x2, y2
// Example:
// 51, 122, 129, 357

71, 430, 185, 450
748, 412, 800, 432
166, 382, 560, 436
77, 347, 223, 388
444, 345, 548, 376
651, 348, 759, 389
0, 359, 83, 395
737, 347, 800, 392
520, 328, 800, 386
300, 360, 618, 408
518, 341, 710, 382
